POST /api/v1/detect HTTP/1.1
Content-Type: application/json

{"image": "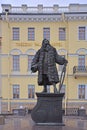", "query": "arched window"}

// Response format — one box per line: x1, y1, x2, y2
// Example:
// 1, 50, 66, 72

26, 49, 36, 72
10, 49, 22, 72
28, 55, 34, 71
13, 55, 20, 71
